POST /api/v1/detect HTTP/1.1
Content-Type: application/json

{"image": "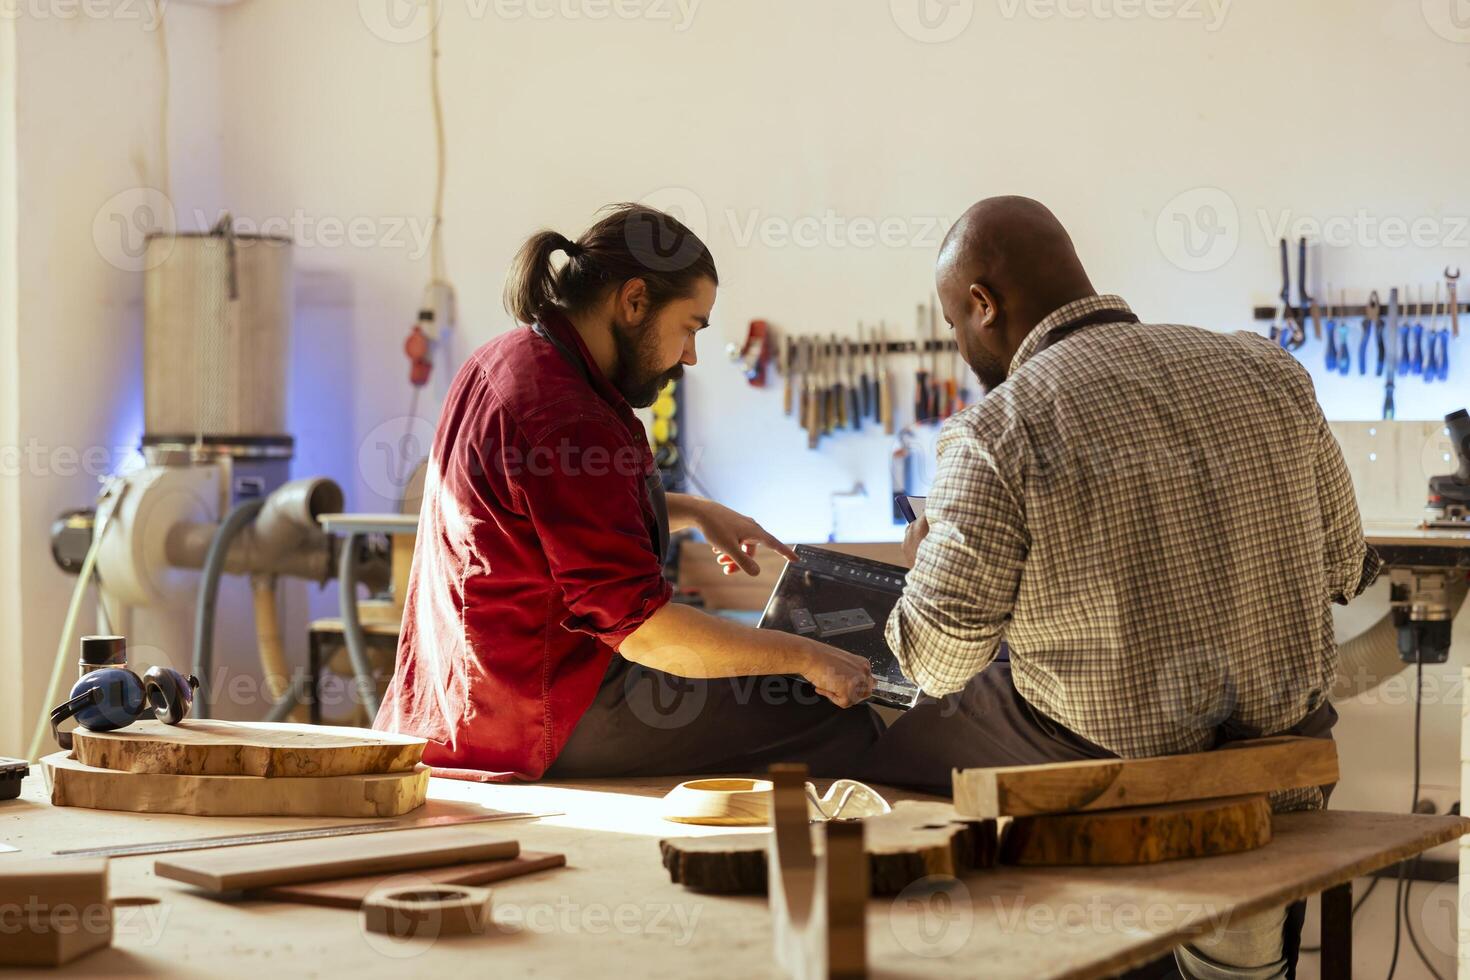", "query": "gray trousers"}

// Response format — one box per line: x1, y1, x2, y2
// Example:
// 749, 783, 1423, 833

546, 654, 884, 779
